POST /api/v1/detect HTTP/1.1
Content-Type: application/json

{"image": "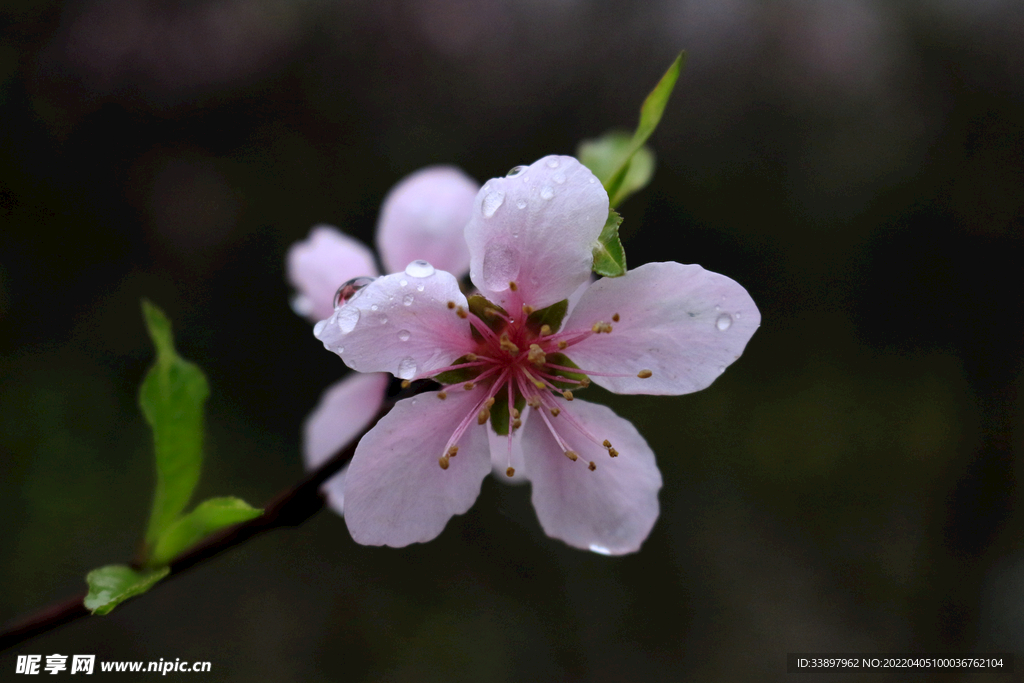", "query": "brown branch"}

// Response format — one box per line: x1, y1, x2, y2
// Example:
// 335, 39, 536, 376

0, 395, 399, 651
